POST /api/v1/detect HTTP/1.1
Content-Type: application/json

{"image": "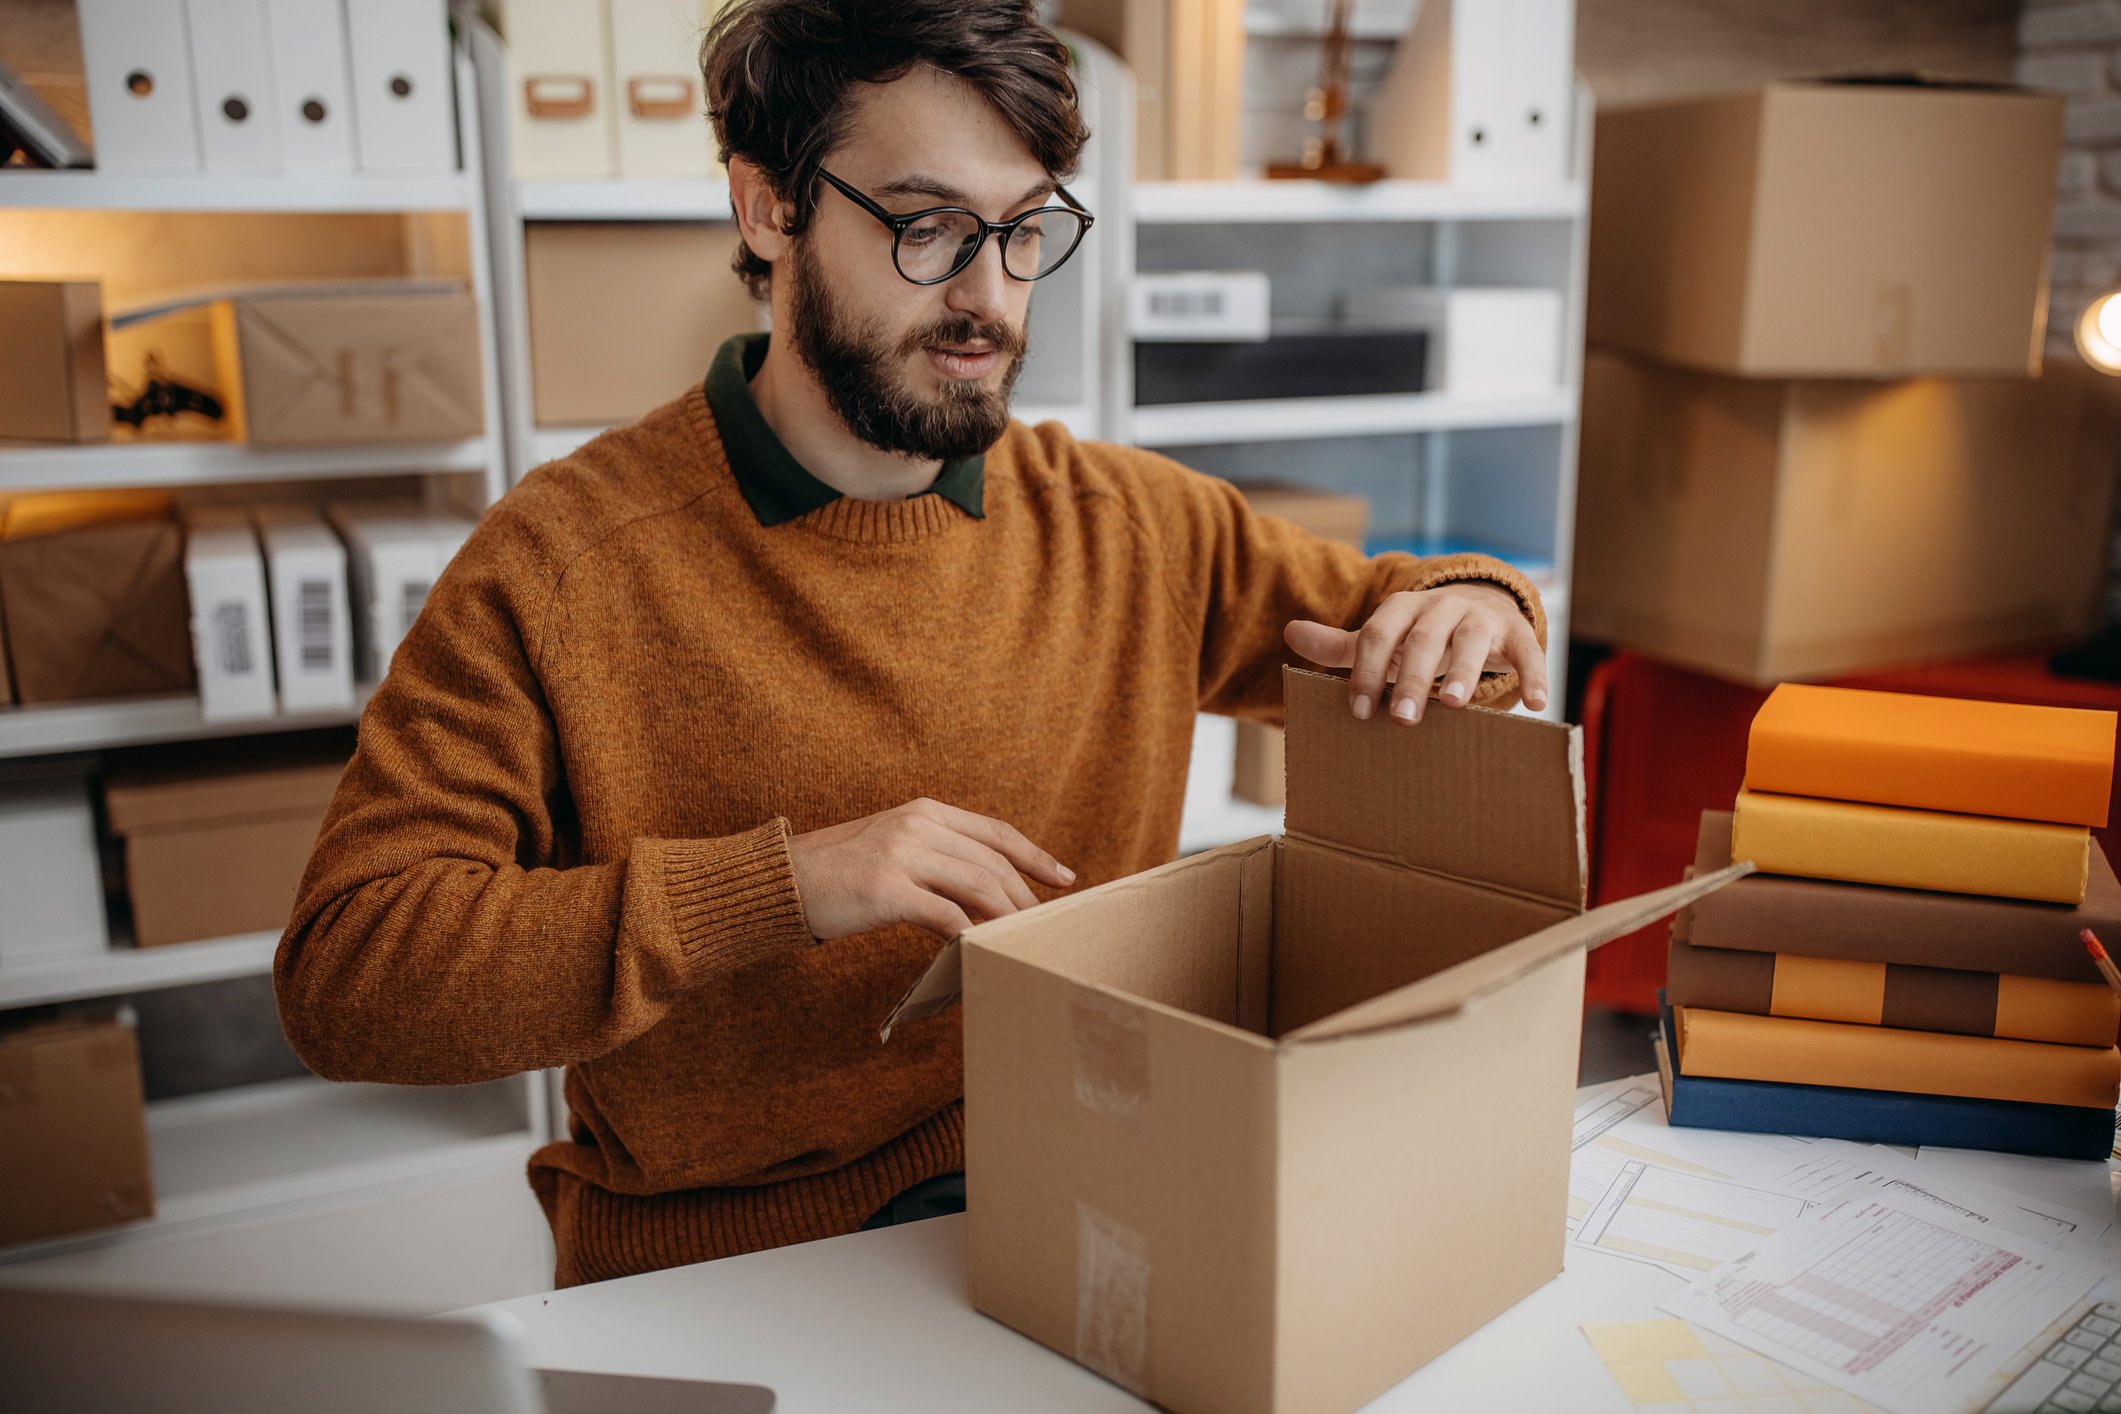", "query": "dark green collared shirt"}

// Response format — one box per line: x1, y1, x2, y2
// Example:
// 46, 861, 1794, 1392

703, 332, 986, 527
